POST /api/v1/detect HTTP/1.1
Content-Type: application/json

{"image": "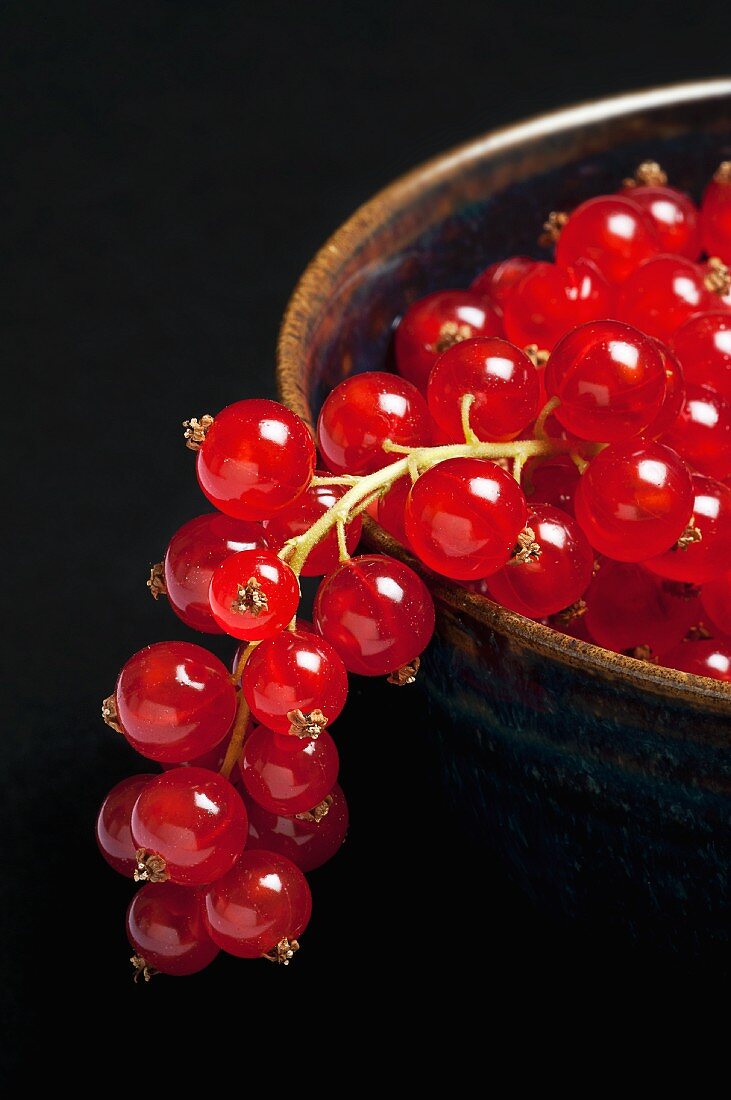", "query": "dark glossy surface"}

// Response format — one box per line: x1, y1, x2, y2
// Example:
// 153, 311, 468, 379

278, 83, 731, 946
